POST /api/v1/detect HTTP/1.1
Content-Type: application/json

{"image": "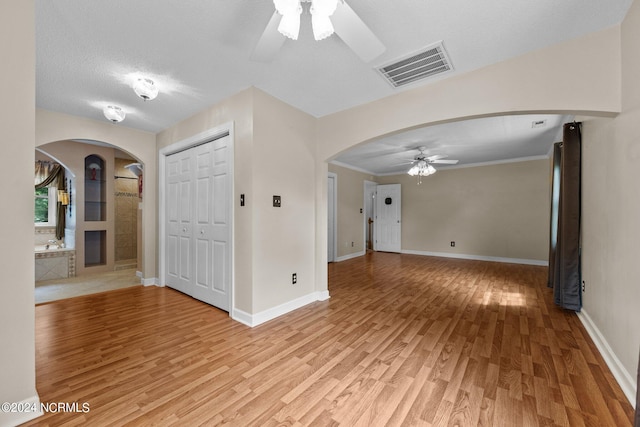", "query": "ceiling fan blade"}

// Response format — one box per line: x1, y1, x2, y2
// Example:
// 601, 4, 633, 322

431, 159, 459, 164
331, 1, 385, 62
426, 154, 447, 161
251, 11, 286, 62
